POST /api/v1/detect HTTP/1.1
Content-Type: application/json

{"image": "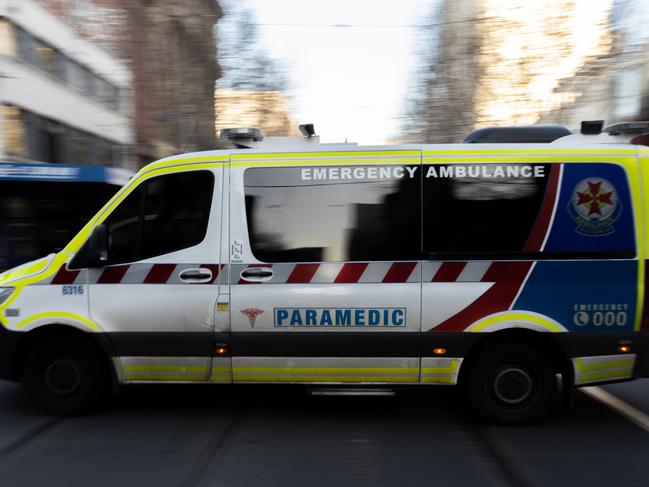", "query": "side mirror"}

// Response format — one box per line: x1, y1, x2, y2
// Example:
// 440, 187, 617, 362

87, 224, 108, 267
